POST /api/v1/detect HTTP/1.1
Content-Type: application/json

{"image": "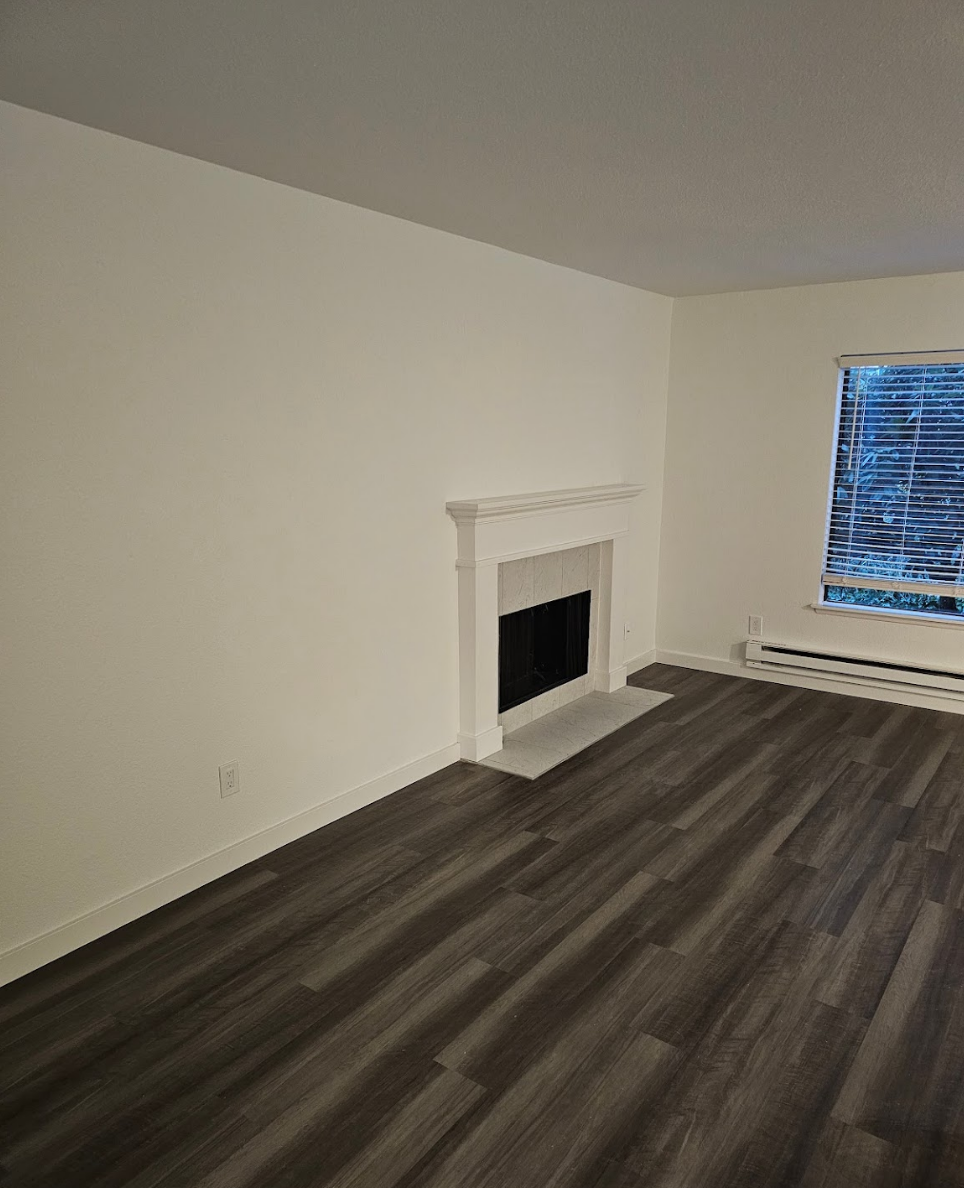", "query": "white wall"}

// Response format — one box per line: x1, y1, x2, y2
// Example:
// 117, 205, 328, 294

0, 101, 672, 977
658, 272, 964, 683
